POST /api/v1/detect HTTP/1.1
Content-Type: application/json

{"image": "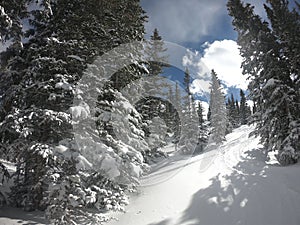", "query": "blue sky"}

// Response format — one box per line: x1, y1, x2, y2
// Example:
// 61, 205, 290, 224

140, 0, 277, 102
141, 0, 238, 50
